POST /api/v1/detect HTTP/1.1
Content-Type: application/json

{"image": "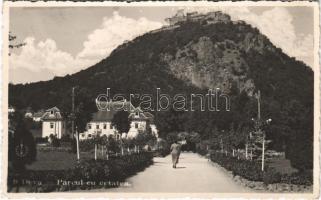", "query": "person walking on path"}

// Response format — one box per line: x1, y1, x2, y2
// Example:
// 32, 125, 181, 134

170, 140, 181, 168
